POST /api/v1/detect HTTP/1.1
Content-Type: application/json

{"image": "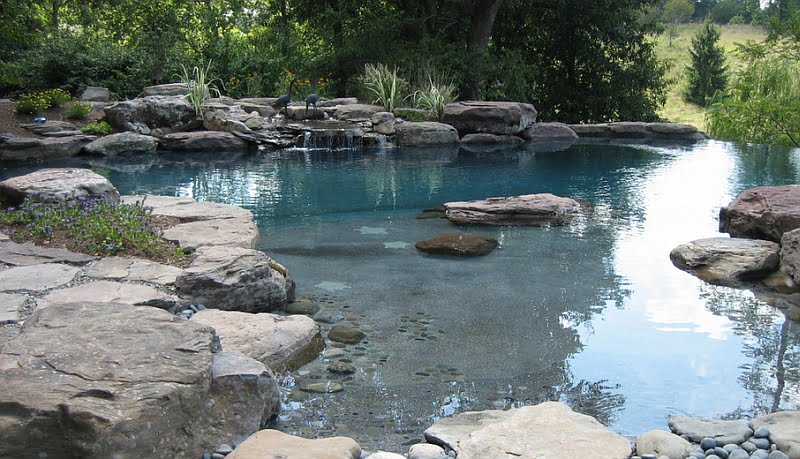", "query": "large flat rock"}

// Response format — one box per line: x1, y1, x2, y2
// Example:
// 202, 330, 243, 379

86, 256, 183, 286
0, 240, 96, 266
228, 429, 361, 459
163, 216, 259, 251
37, 280, 178, 310
669, 237, 781, 286
159, 131, 250, 151
84, 132, 159, 156
444, 193, 584, 226
0, 302, 218, 458
781, 228, 800, 284
415, 233, 498, 256
176, 246, 287, 312
395, 121, 459, 147
750, 411, 800, 459
720, 185, 800, 242
192, 308, 323, 372
424, 402, 631, 459
122, 194, 253, 222
0, 168, 120, 207
0, 135, 96, 161
443, 101, 538, 135
668, 415, 753, 445
0, 263, 80, 292
0, 292, 25, 324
